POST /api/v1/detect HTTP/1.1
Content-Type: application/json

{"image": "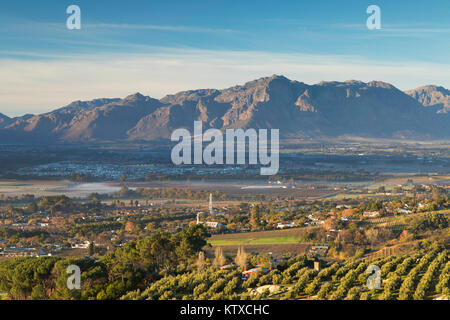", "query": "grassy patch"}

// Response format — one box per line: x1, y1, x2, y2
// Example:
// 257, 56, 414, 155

208, 227, 316, 247
209, 236, 301, 246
